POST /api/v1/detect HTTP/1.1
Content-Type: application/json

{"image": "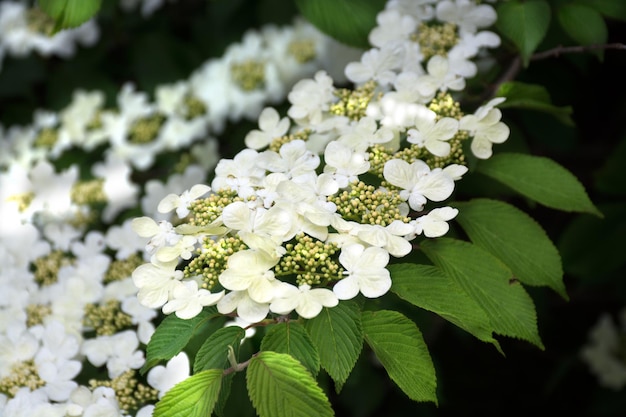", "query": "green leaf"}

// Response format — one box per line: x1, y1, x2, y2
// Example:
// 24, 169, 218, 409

496, 81, 574, 126
38, 0, 101, 31
294, 0, 387, 48
153, 369, 222, 417
496, 0, 551, 66
304, 301, 362, 392
193, 326, 246, 373
476, 152, 602, 217
362, 310, 437, 404
142, 309, 220, 374
455, 199, 566, 299
261, 322, 320, 376
246, 351, 333, 417
576, 0, 626, 21
594, 137, 626, 196
421, 238, 544, 349
558, 4, 608, 46
389, 263, 498, 347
